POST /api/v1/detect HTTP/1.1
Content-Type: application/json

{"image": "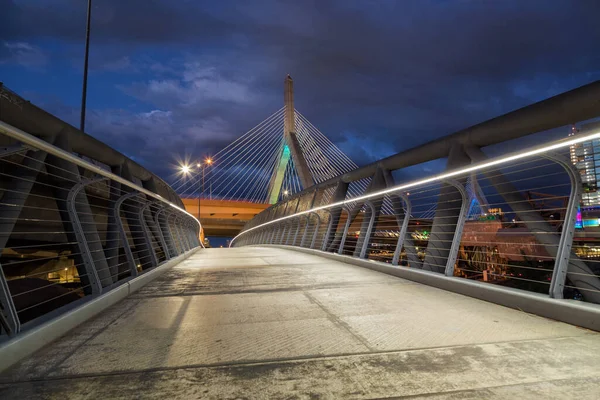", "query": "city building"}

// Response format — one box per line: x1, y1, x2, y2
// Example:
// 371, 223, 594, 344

569, 123, 600, 207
